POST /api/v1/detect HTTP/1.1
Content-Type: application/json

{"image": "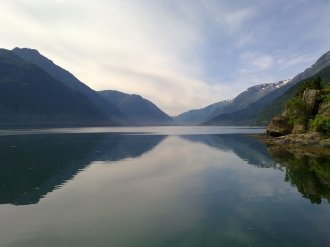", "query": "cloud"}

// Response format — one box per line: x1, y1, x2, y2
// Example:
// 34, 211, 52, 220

240, 52, 274, 71
0, 0, 247, 115
0, 0, 330, 115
